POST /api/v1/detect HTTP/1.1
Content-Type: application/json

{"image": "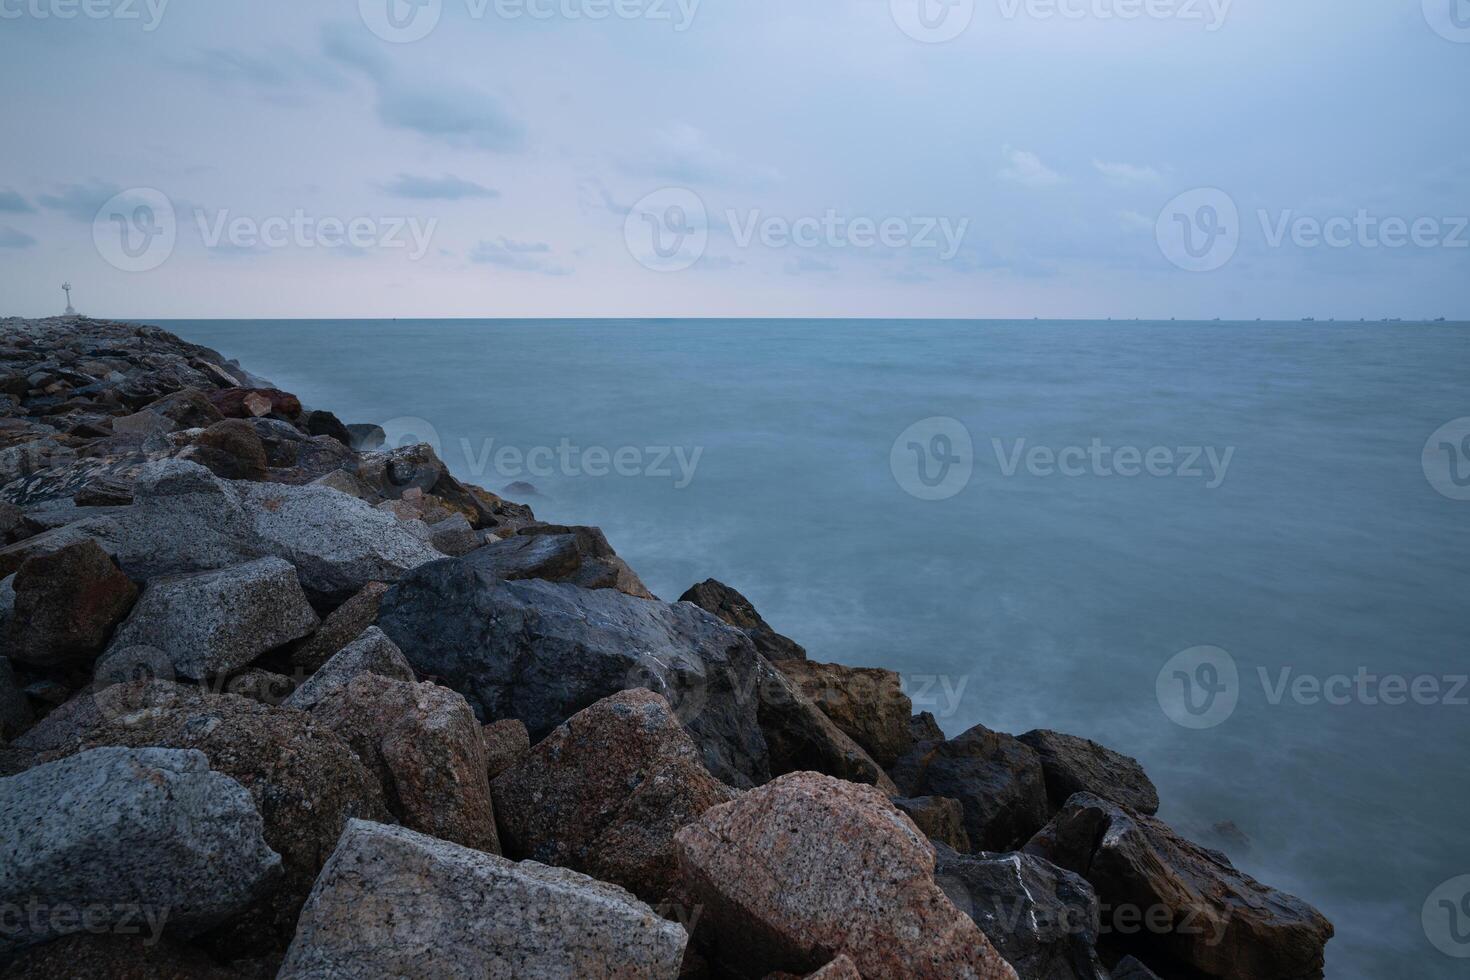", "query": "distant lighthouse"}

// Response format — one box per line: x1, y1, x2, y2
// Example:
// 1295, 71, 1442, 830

62, 282, 76, 316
